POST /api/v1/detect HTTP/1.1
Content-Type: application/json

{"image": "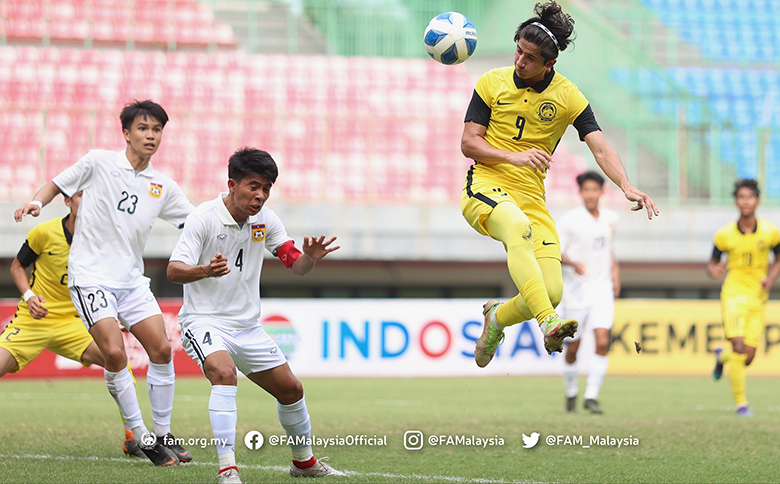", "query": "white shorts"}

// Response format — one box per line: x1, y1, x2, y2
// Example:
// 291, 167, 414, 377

180, 321, 287, 376
558, 298, 615, 342
71, 284, 162, 330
